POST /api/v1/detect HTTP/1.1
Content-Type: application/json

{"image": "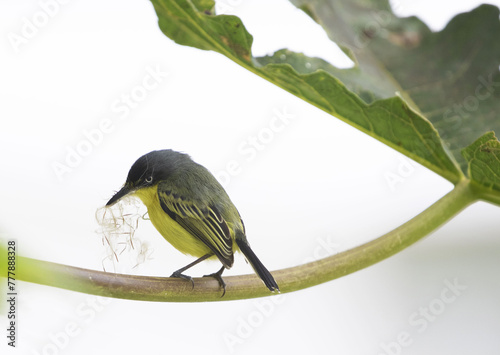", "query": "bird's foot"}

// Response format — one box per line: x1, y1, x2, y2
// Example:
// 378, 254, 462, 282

203, 267, 226, 297
170, 271, 194, 290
